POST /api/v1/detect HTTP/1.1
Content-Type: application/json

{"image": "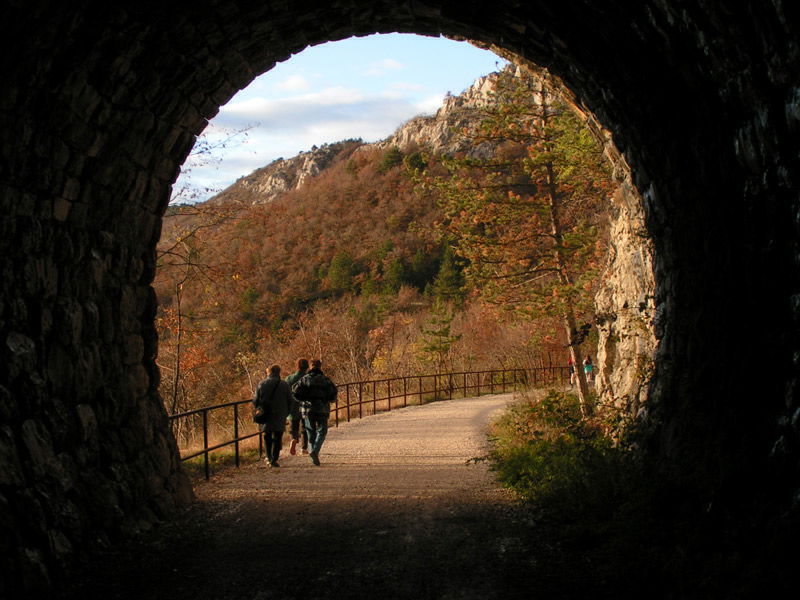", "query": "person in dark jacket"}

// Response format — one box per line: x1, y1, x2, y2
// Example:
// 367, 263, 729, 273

291, 359, 337, 466
285, 358, 309, 456
253, 364, 292, 467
